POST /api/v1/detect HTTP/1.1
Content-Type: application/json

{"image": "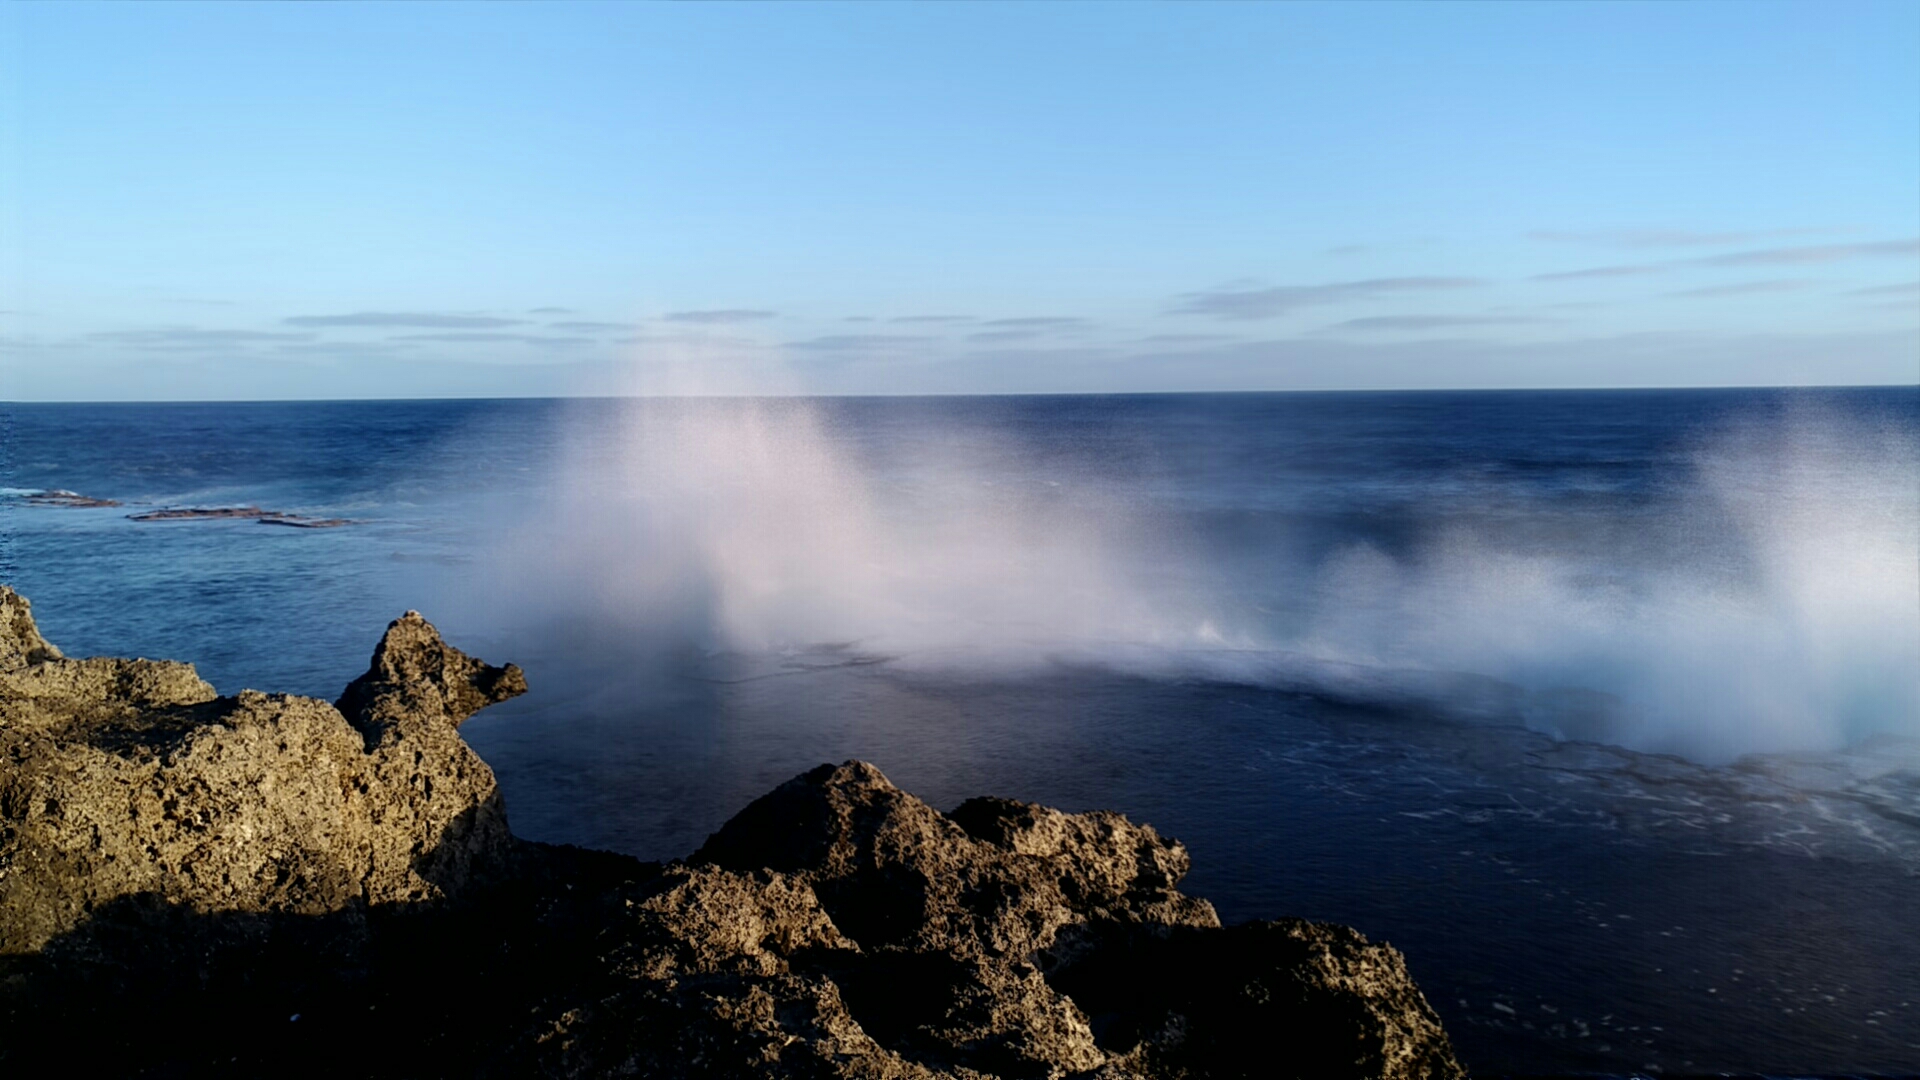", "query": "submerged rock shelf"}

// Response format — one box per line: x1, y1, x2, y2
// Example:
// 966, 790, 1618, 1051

0, 586, 1461, 1078
9, 489, 355, 527
126, 505, 357, 527
17, 489, 123, 508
